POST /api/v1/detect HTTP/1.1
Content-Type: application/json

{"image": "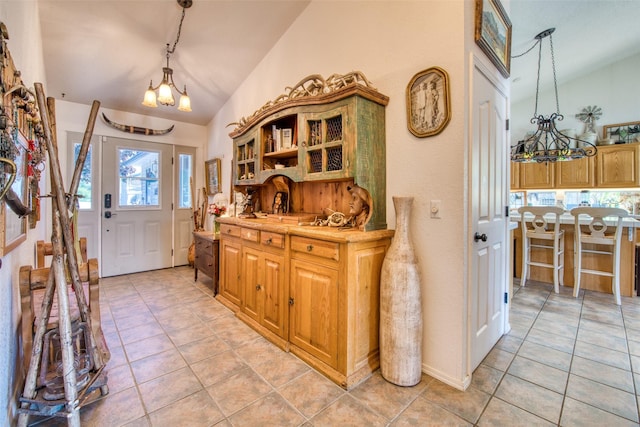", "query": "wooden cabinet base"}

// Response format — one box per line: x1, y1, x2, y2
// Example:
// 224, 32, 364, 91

289, 344, 379, 390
